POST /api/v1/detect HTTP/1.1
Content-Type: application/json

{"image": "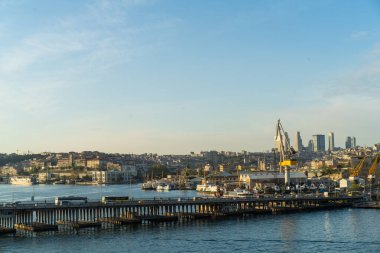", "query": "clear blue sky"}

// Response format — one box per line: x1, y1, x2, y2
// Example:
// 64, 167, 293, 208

0, 0, 379, 154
